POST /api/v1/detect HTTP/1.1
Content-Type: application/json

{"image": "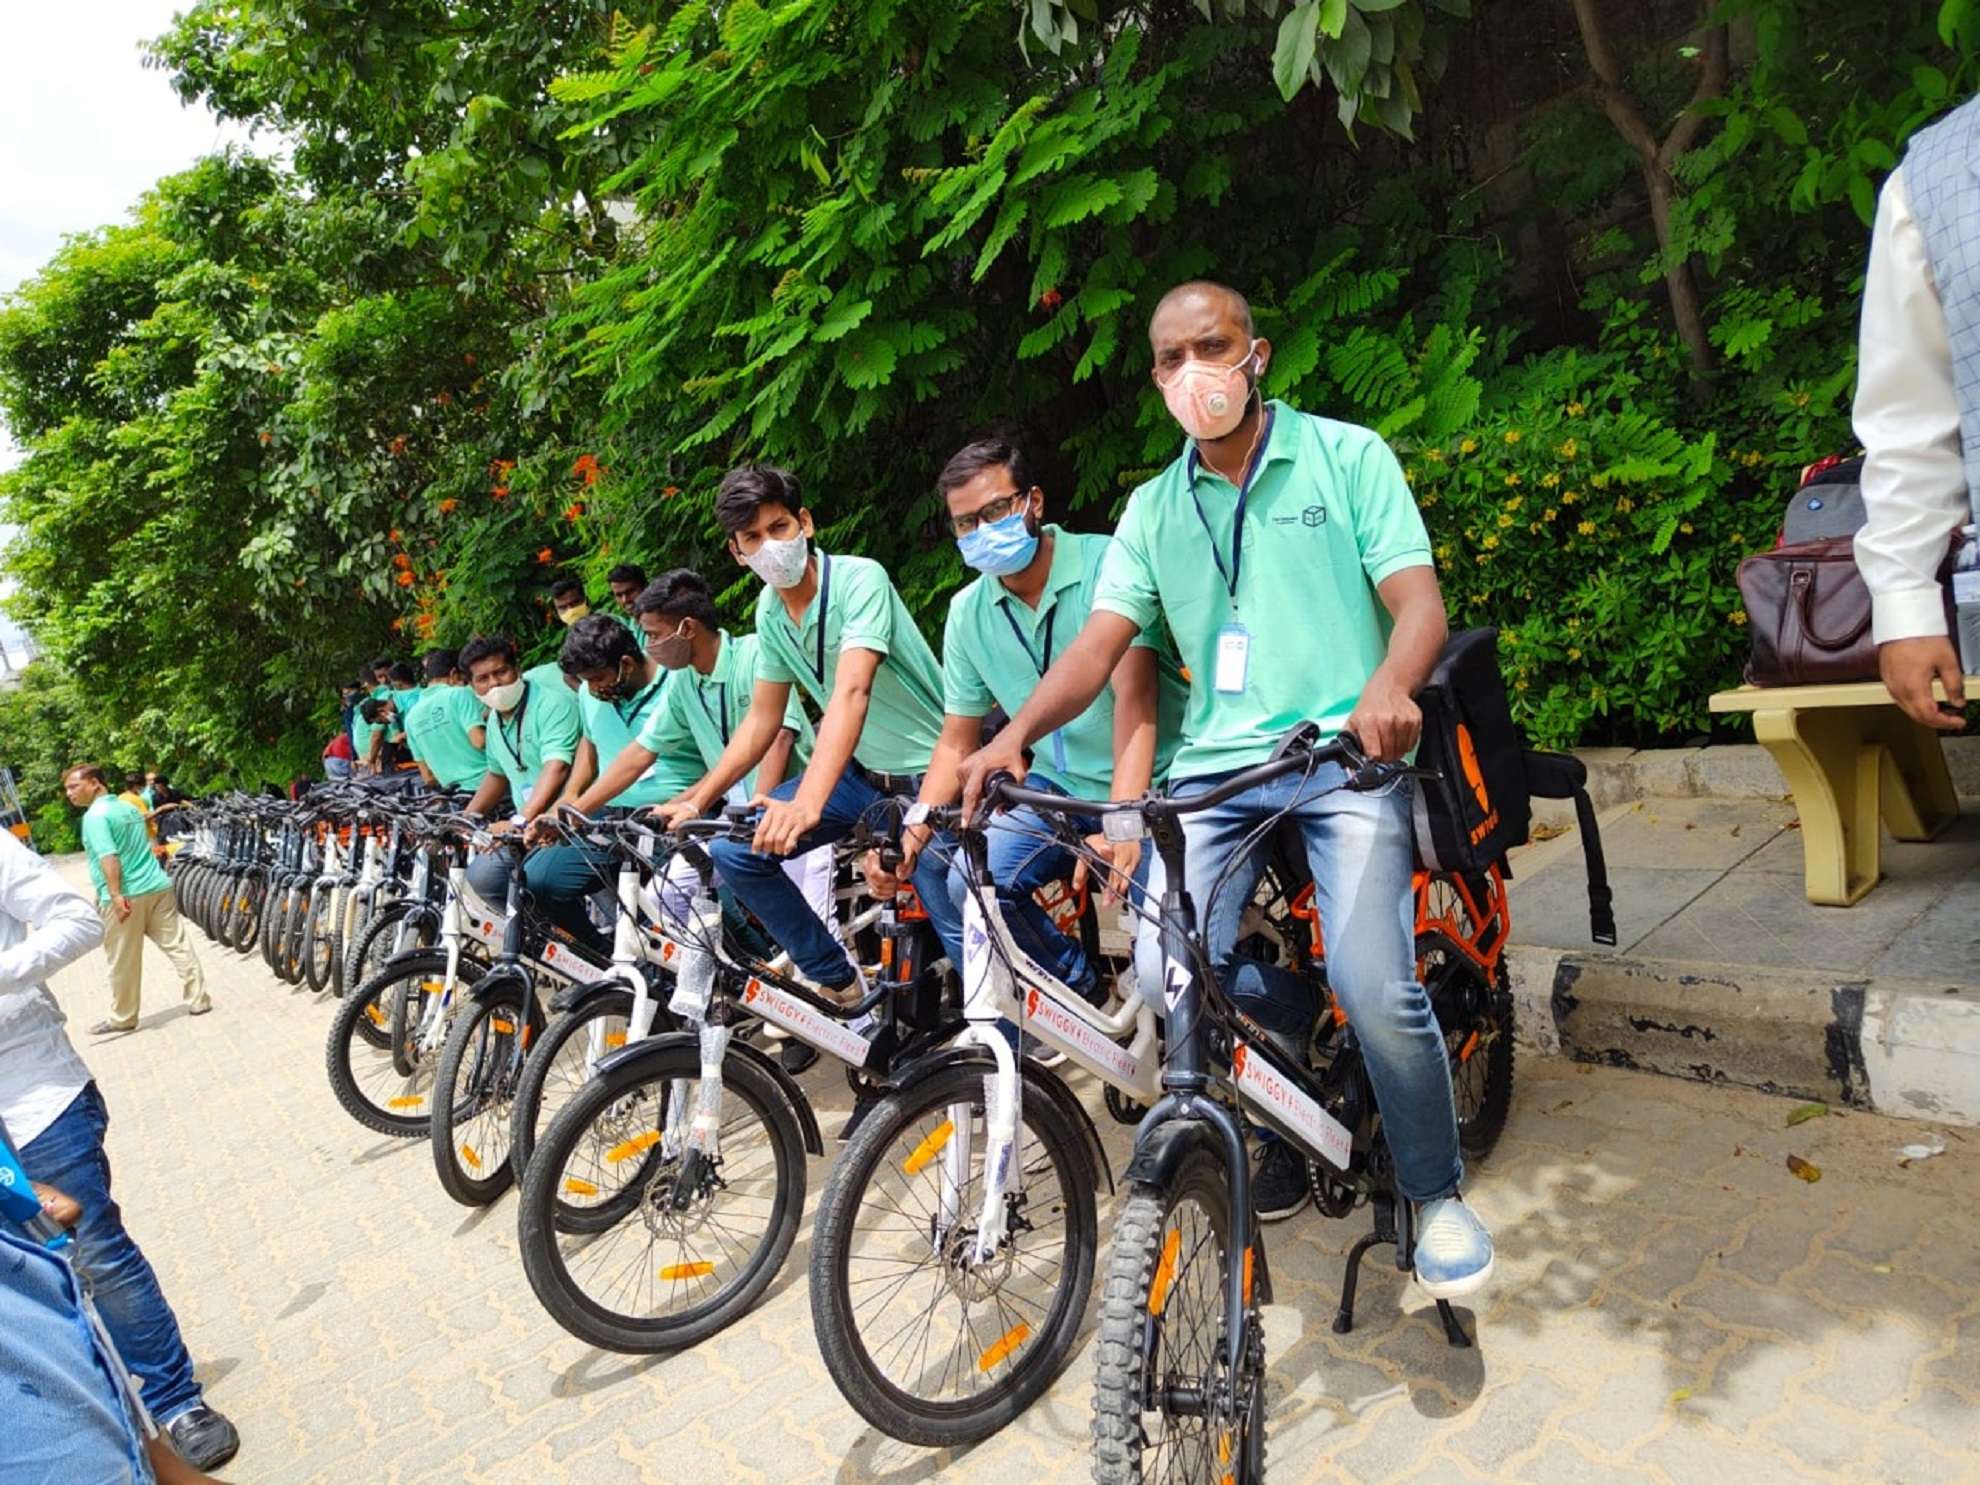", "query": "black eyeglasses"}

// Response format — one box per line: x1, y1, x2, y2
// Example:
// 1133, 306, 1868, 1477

949, 490, 1027, 537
